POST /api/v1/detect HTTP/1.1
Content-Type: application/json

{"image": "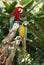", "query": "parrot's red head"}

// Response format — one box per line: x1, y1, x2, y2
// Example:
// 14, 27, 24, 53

15, 6, 23, 13
10, 6, 23, 21
10, 6, 23, 17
